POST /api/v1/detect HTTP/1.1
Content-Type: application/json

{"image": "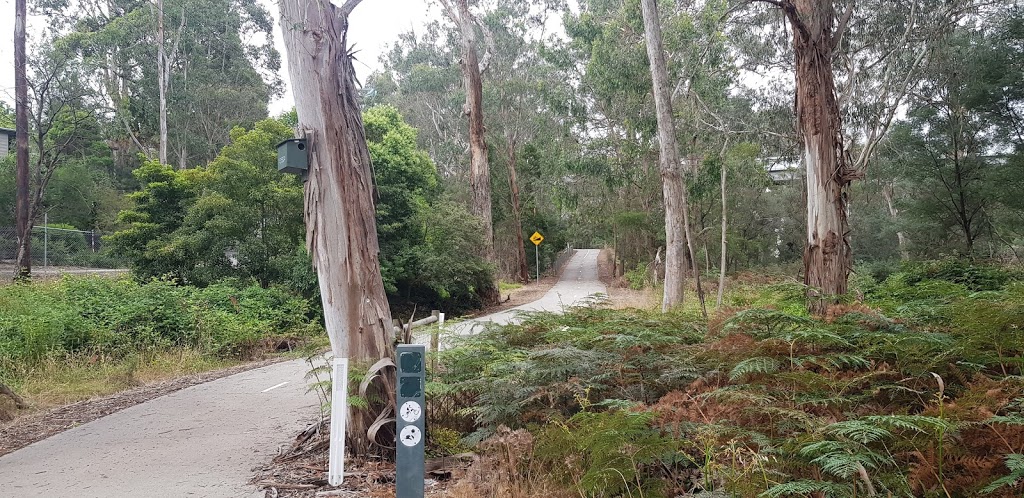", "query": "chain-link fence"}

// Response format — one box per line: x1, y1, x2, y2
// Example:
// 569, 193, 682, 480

0, 225, 127, 279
